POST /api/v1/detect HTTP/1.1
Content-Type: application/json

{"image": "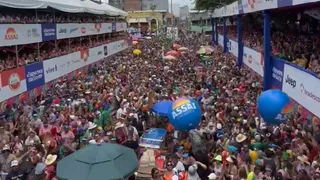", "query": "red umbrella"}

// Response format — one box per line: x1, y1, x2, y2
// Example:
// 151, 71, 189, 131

166, 50, 179, 56
172, 44, 181, 50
